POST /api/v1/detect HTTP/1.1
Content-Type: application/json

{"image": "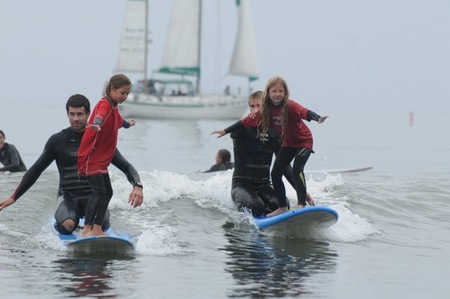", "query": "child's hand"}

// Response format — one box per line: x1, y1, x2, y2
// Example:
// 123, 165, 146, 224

128, 119, 136, 126
318, 116, 329, 124
88, 124, 101, 131
210, 130, 226, 138
247, 111, 258, 119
